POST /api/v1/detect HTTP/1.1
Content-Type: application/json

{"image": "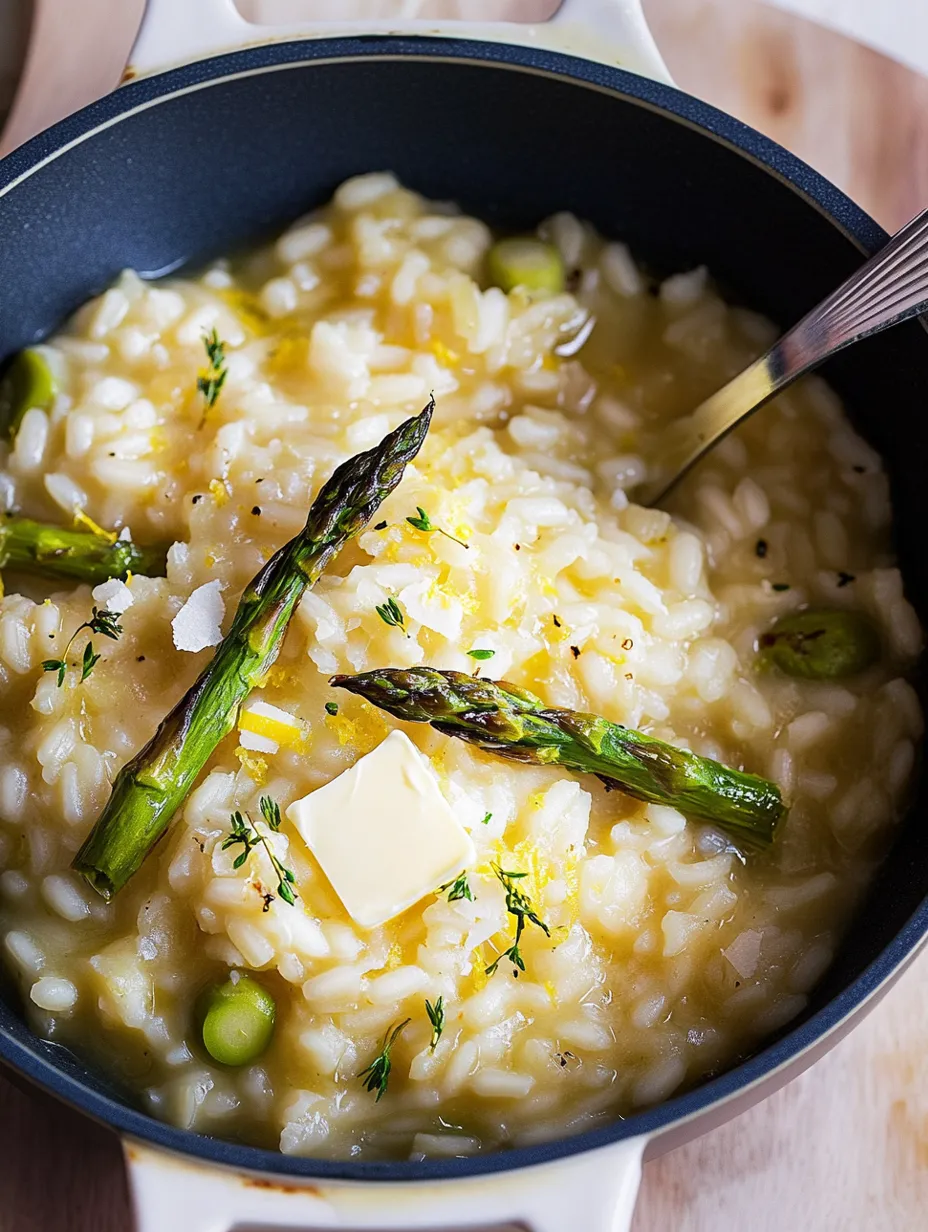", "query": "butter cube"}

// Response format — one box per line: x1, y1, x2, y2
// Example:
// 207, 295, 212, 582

286, 730, 475, 929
